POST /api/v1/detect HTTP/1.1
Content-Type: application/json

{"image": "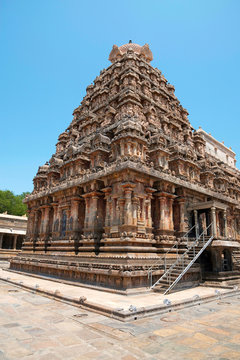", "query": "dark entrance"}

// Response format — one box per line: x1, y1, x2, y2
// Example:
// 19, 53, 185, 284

2, 234, 13, 249
199, 250, 213, 273
221, 249, 232, 271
